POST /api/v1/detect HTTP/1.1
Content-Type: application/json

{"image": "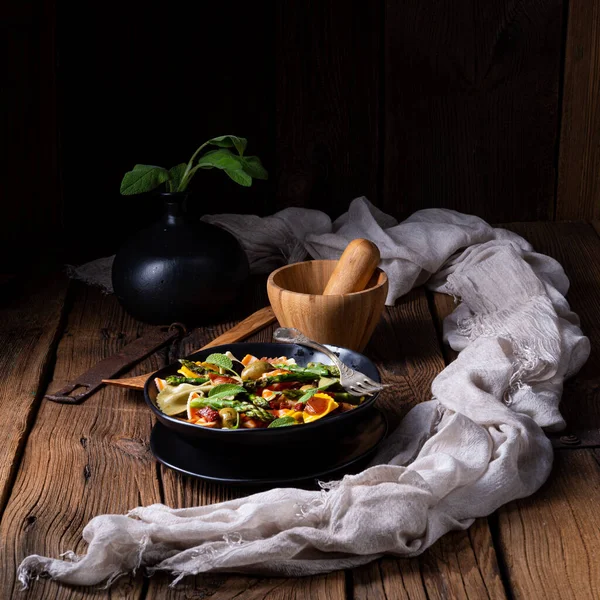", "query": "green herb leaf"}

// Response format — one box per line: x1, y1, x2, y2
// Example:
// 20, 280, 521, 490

208, 383, 245, 398
196, 148, 243, 171
268, 416, 298, 428
168, 163, 188, 192
120, 165, 170, 195
225, 168, 252, 187
205, 353, 233, 371
207, 135, 248, 156
241, 156, 268, 180
299, 388, 318, 403
298, 378, 337, 403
